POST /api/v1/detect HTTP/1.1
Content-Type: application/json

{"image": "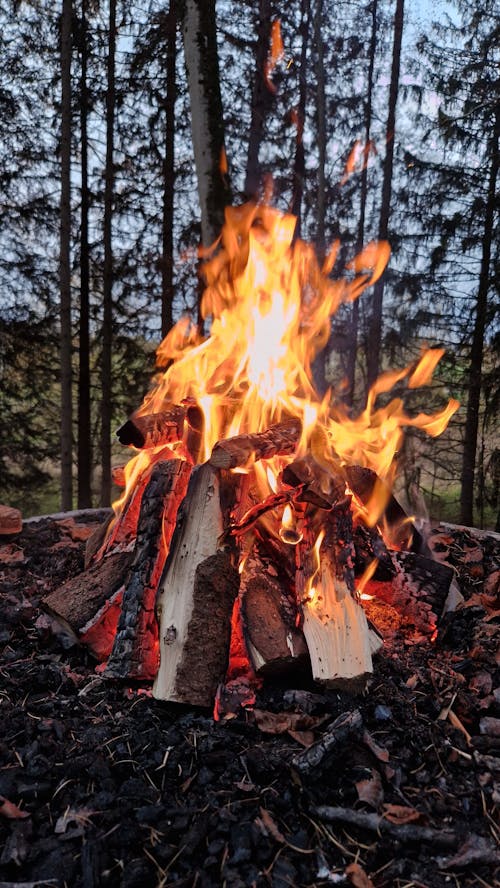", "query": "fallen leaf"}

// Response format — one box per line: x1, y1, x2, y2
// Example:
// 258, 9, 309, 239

362, 730, 389, 762
257, 807, 285, 843
382, 803, 424, 825
355, 769, 384, 809
0, 796, 29, 820
253, 708, 323, 735
287, 729, 315, 747
345, 861, 375, 887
